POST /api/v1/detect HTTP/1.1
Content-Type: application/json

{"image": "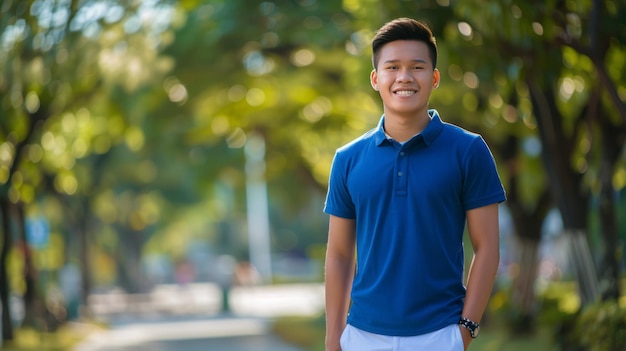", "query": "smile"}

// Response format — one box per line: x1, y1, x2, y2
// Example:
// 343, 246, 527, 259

394, 90, 416, 96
